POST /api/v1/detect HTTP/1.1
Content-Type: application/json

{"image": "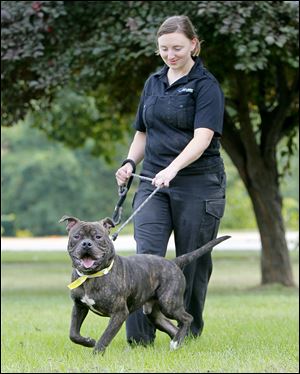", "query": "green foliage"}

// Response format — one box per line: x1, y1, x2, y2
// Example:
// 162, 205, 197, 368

1, 1, 299, 242
1, 0, 158, 127
197, 1, 299, 73
27, 87, 132, 161
282, 197, 299, 230
2, 2, 298, 151
1, 1, 68, 124
1, 123, 124, 236
2, 123, 298, 236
